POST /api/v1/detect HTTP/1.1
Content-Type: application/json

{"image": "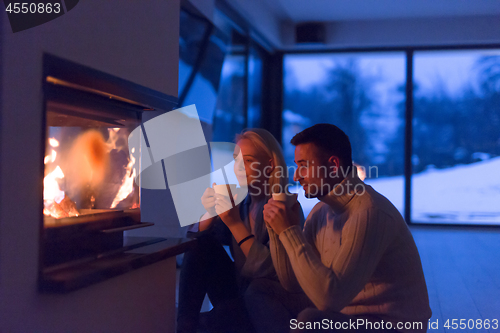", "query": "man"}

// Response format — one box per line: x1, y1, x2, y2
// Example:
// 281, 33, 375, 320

251, 124, 431, 333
